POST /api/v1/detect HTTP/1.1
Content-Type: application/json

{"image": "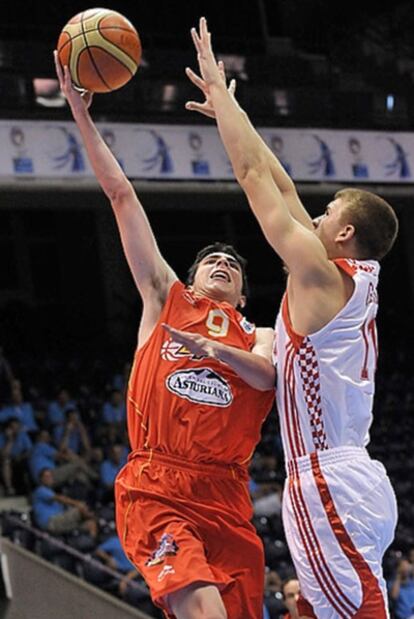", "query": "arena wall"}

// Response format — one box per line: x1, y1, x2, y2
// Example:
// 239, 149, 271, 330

0, 537, 152, 619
